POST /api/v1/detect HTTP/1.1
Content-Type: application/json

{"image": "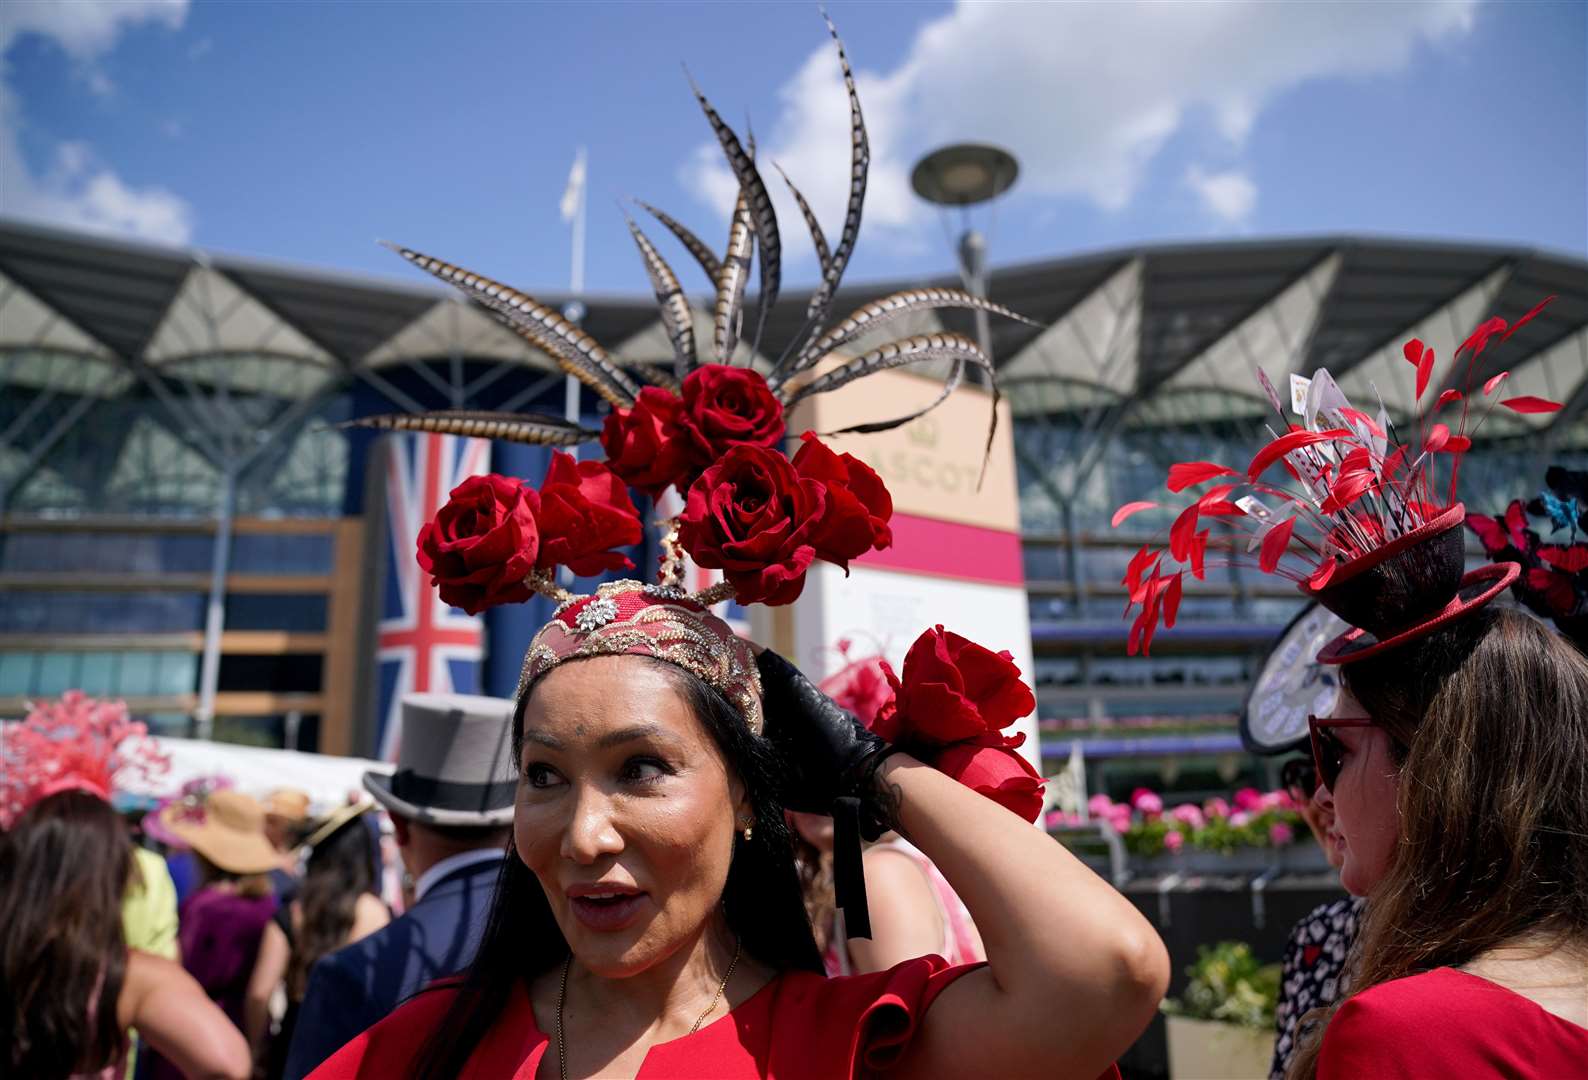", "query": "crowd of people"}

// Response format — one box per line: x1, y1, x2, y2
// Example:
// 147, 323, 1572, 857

5, 14, 1587, 1076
